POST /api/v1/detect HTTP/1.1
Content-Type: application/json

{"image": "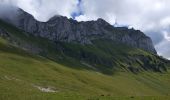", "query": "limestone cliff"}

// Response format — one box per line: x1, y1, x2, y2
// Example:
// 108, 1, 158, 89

2, 8, 157, 54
